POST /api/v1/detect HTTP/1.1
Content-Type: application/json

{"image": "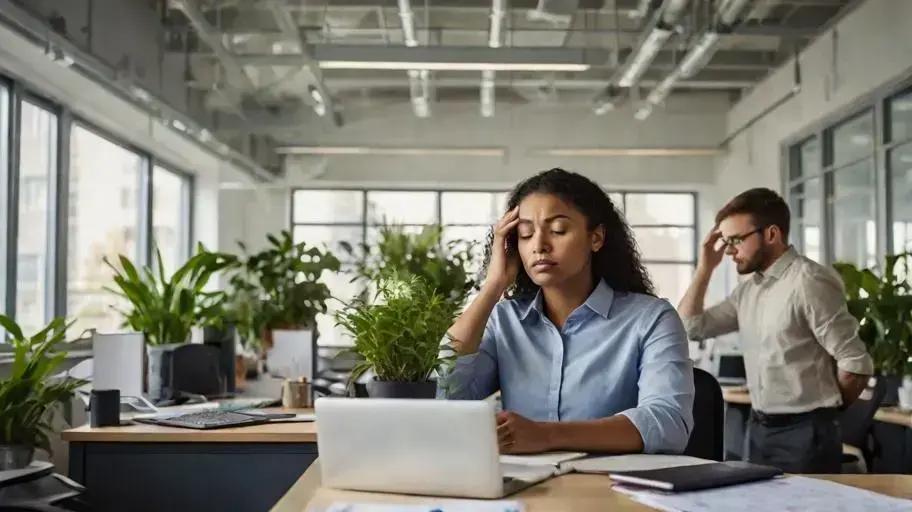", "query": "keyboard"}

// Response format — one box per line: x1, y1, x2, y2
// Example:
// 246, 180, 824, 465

138, 410, 273, 430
